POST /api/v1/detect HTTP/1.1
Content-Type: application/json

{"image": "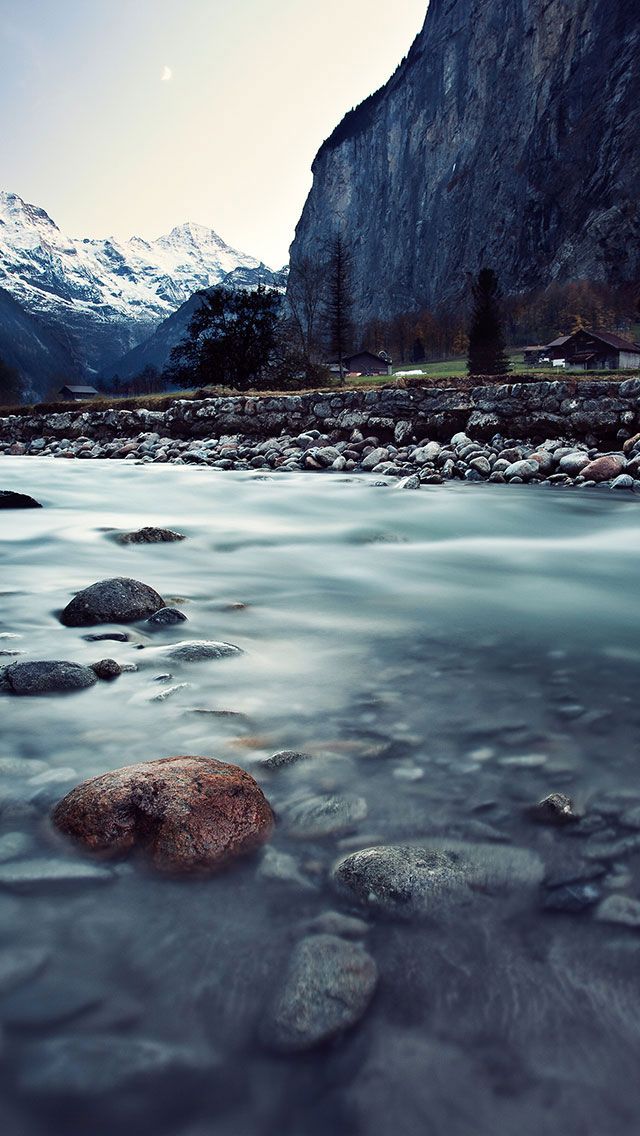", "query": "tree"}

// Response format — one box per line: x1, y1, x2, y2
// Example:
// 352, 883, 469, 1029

168, 285, 282, 391
324, 234, 353, 383
0, 356, 22, 407
466, 268, 511, 376
286, 254, 325, 366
